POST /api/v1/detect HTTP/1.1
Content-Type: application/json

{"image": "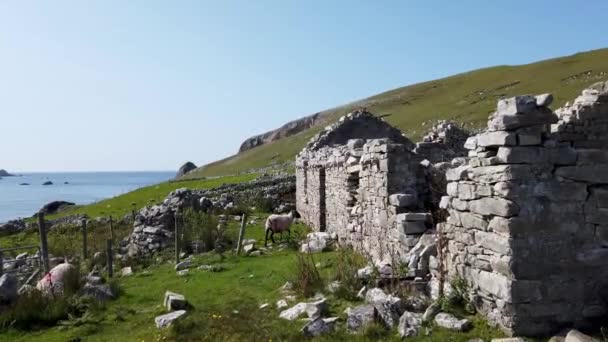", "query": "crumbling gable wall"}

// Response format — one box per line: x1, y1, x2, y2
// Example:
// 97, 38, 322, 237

440, 82, 608, 336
